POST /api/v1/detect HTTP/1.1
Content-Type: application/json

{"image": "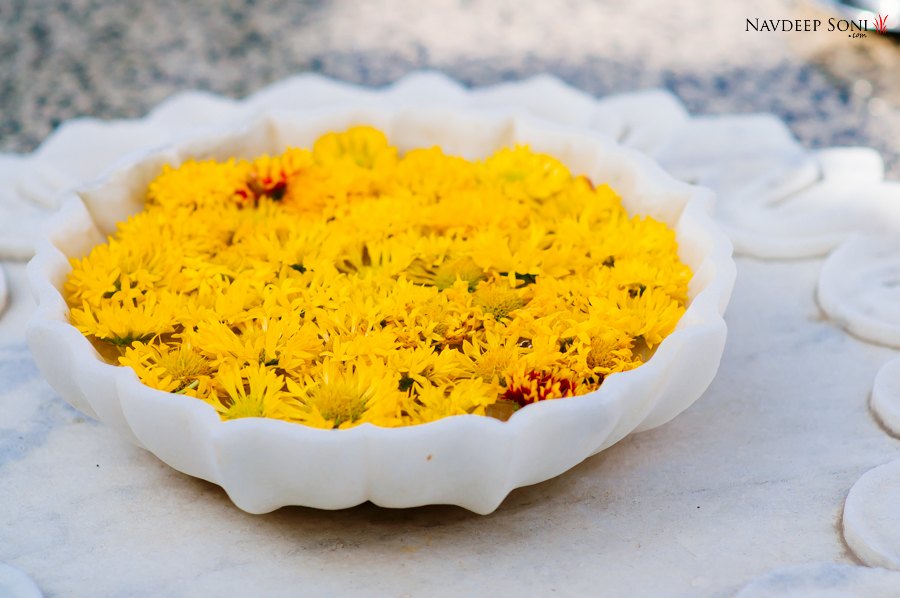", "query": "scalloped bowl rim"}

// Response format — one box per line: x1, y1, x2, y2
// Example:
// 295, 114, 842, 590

26, 104, 735, 514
